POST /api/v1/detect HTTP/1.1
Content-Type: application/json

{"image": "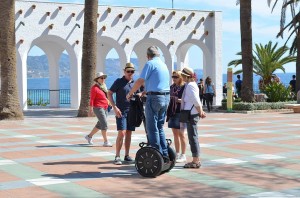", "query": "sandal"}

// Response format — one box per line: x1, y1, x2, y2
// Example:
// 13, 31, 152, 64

183, 161, 201, 168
